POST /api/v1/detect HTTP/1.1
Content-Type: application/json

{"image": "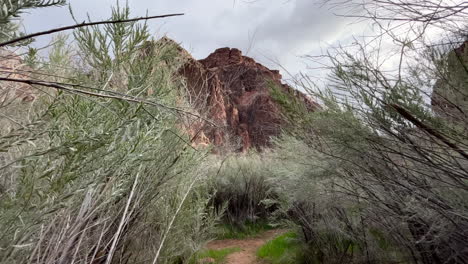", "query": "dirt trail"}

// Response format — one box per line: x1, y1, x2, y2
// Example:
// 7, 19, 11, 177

206, 229, 285, 264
